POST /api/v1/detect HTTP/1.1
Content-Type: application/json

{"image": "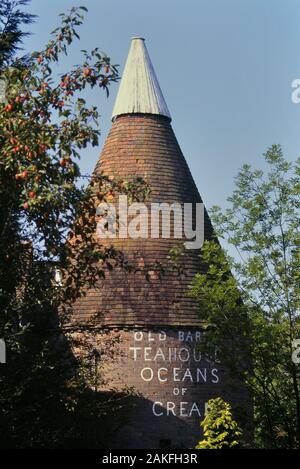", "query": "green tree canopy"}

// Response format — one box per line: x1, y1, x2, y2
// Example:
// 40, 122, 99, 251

196, 398, 242, 449
190, 145, 300, 448
0, 0, 36, 70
